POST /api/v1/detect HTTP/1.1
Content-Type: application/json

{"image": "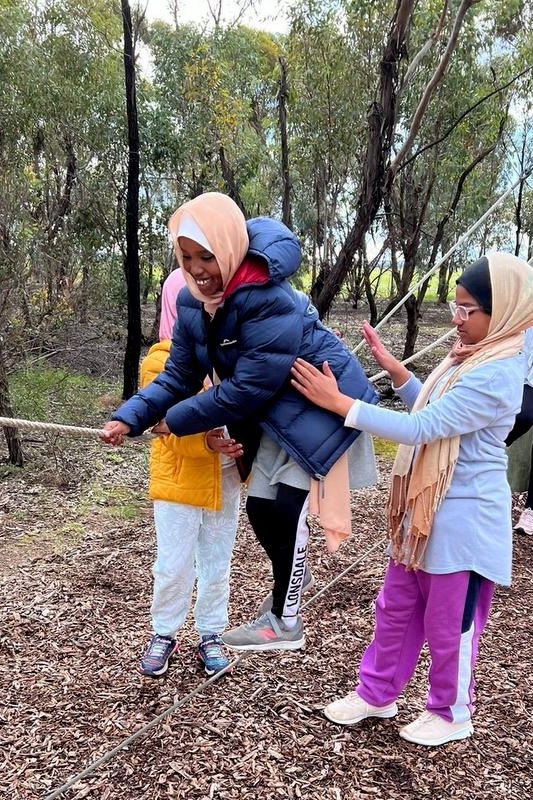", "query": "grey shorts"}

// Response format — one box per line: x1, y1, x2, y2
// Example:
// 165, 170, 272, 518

247, 431, 377, 500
